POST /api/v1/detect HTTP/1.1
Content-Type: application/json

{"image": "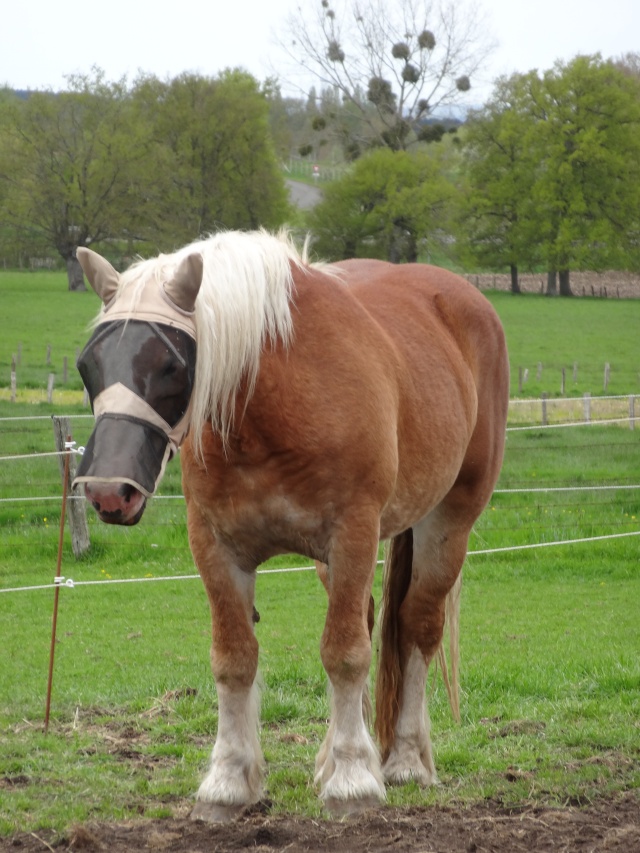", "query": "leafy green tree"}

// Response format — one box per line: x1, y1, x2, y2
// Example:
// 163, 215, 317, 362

281, 0, 494, 153
461, 55, 640, 294
534, 55, 640, 294
307, 145, 456, 261
460, 72, 545, 293
0, 70, 162, 290
133, 71, 291, 243
0, 69, 291, 285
